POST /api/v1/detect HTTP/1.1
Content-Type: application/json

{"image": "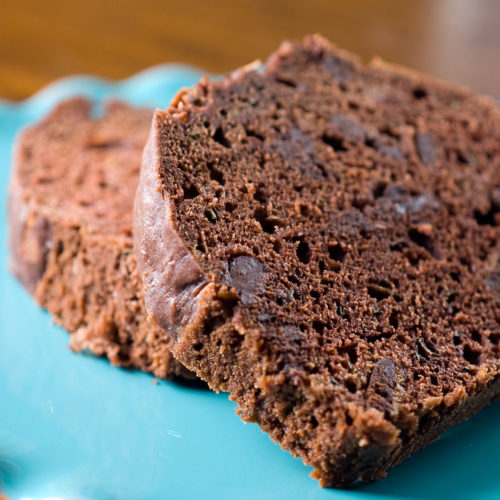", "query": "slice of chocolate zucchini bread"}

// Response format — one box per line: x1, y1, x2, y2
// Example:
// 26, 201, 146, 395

135, 35, 500, 486
9, 98, 194, 380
